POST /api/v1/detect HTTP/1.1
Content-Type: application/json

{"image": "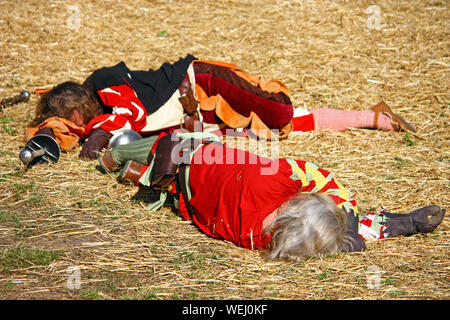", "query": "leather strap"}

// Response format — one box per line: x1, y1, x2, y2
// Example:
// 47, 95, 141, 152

178, 74, 191, 97
177, 164, 195, 218
373, 111, 379, 129
178, 74, 201, 132
175, 138, 223, 218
